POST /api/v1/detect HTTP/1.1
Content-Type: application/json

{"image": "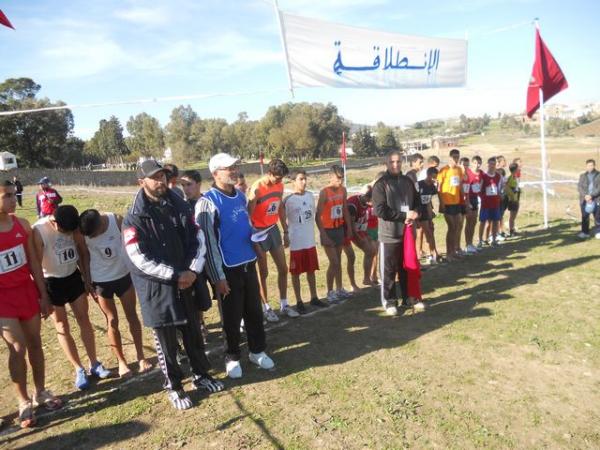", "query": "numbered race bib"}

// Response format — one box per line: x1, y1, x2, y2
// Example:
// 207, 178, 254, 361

462, 183, 470, 194
56, 246, 77, 265
400, 205, 409, 213
357, 220, 368, 232
330, 205, 343, 219
485, 184, 498, 196
450, 176, 461, 187
471, 183, 481, 194
420, 195, 432, 205
299, 209, 313, 223
0, 244, 27, 274
266, 200, 280, 216
100, 246, 117, 260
